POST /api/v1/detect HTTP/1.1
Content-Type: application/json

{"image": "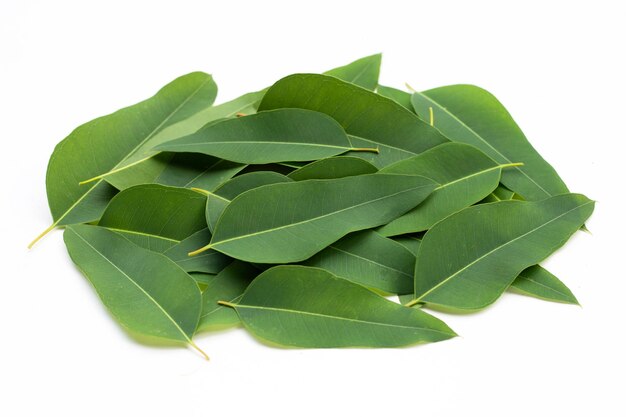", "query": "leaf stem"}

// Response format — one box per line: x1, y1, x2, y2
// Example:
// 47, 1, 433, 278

404, 298, 420, 308
28, 222, 57, 249
188, 243, 212, 257
217, 300, 236, 308
499, 162, 524, 169
349, 147, 380, 154
189, 340, 209, 361
429, 107, 434, 127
